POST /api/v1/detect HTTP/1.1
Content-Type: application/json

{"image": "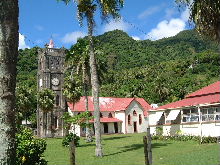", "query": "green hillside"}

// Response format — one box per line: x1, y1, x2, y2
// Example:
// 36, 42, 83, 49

17, 30, 219, 105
